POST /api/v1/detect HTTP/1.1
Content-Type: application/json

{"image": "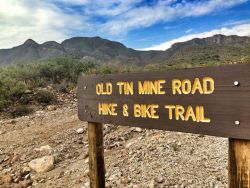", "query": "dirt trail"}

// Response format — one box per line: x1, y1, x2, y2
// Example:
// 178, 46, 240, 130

0, 102, 228, 188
